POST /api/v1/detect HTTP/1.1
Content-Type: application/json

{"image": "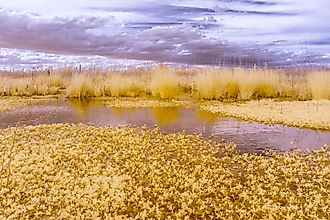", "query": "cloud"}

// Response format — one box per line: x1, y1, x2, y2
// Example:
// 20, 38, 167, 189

0, 48, 154, 70
0, 8, 284, 66
0, 9, 112, 52
1, 0, 330, 68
